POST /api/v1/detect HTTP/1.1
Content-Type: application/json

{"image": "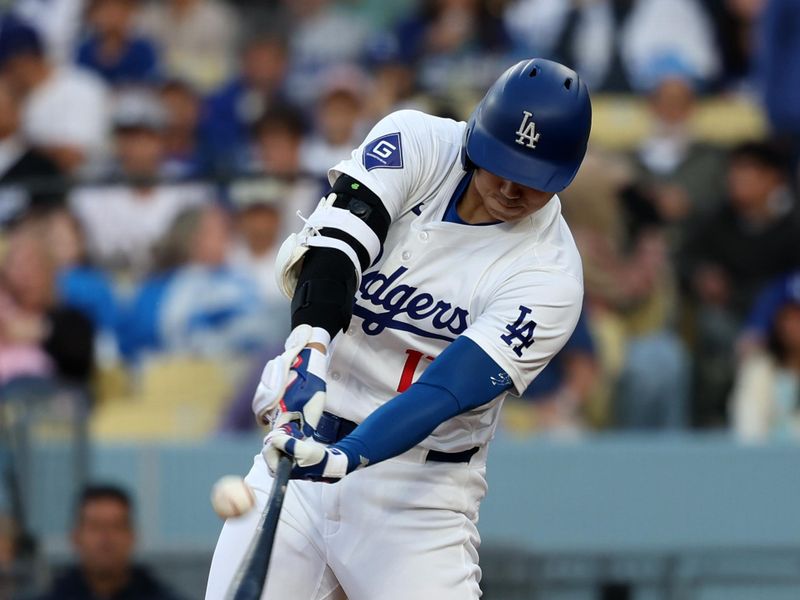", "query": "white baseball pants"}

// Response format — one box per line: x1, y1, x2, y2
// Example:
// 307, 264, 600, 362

205, 449, 487, 600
